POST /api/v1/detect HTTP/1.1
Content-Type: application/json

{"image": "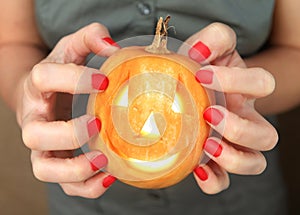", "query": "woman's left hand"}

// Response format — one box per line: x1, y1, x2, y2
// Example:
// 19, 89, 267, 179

181, 23, 278, 194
